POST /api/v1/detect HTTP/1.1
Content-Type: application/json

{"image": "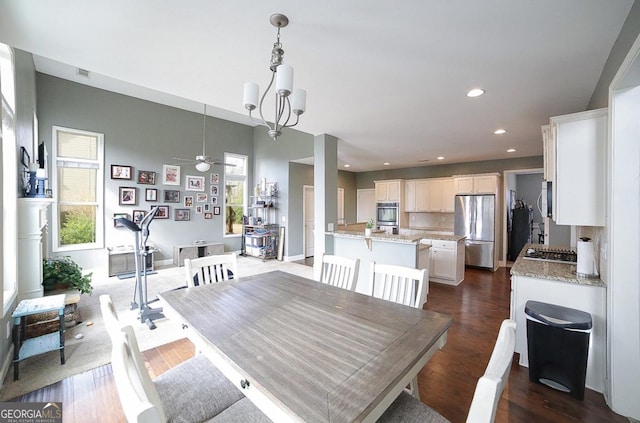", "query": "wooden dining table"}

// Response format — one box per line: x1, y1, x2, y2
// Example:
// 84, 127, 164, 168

158, 270, 452, 423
